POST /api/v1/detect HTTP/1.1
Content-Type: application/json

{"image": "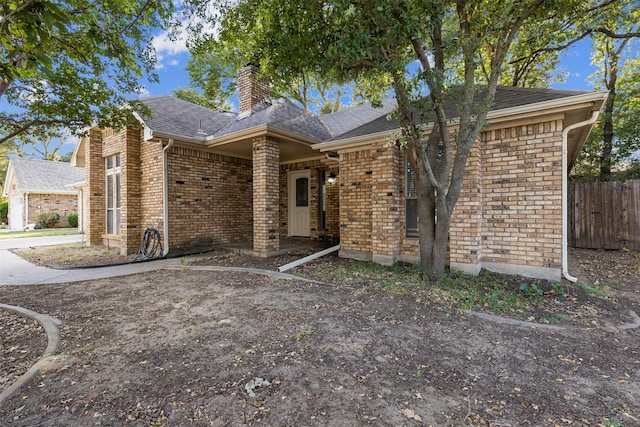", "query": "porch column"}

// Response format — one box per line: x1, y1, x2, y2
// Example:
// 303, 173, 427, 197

85, 129, 105, 245
371, 142, 402, 265
252, 136, 280, 255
